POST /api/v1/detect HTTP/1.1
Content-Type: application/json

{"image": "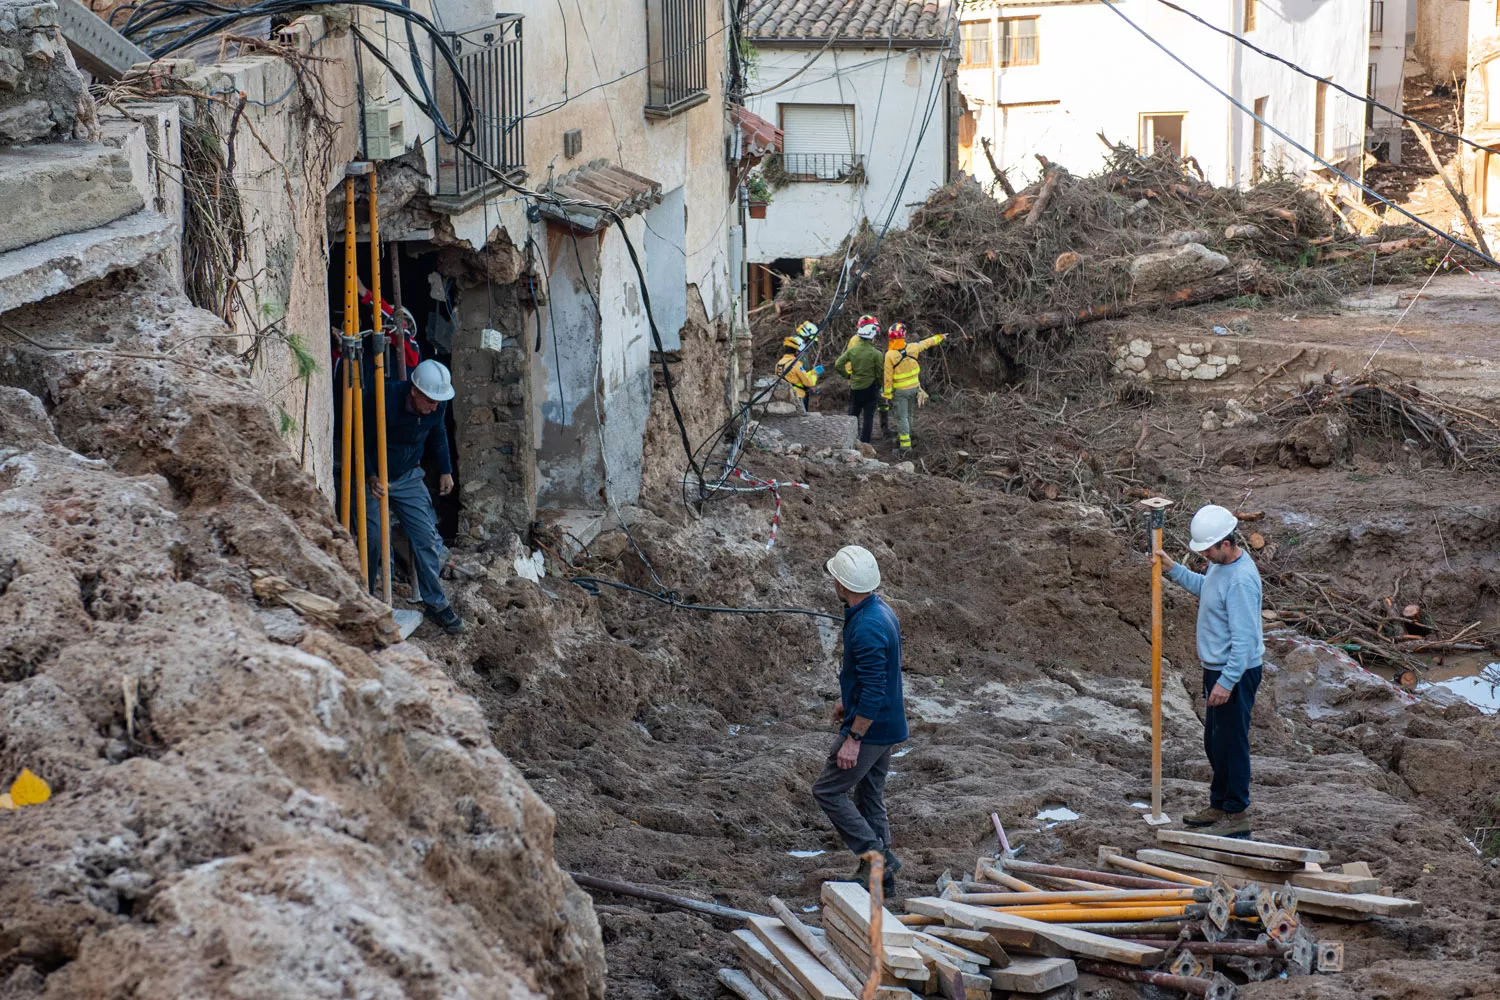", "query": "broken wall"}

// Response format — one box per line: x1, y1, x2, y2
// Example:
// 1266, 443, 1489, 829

1414, 0, 1469, 80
